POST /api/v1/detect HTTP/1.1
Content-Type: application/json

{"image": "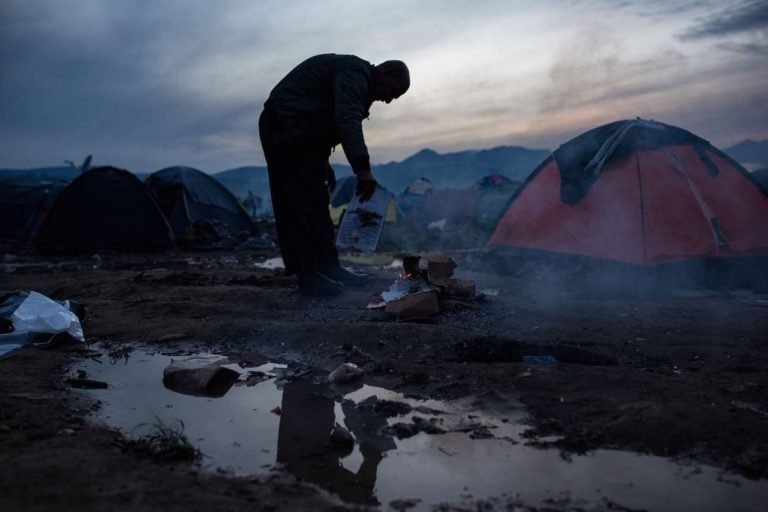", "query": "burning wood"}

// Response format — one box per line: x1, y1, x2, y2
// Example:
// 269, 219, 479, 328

370, 254, 477, 321
402, 253, 457, 281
